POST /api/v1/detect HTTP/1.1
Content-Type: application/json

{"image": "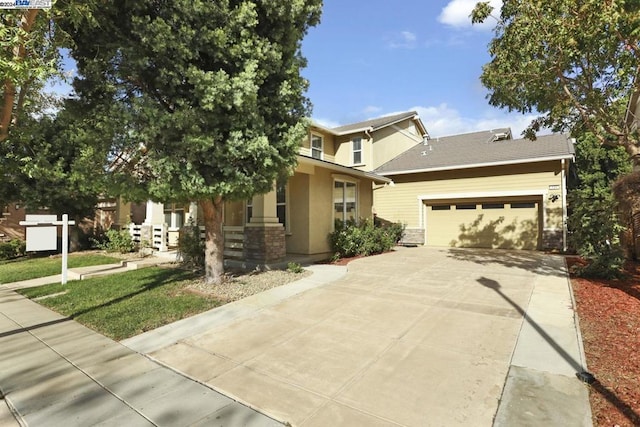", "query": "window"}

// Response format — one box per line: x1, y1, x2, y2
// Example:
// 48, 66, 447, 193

511, 202, 536, 209
482, 203, 505, 209
163, 204, 185, 229
311, 134, 323, 159
334, 180, 357, 225
352, 138, 362, 164
431, 205, 451, 211
276, 180, 286, 227
455, 204, 477, 210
